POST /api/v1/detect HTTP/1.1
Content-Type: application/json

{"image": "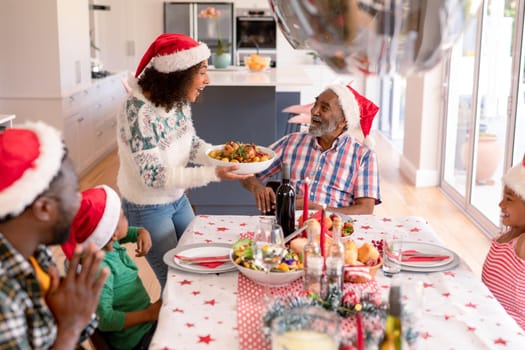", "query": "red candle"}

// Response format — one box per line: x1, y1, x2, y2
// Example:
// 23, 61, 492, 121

356, 312, 364, 350
302, 178, 309, 222
320, 204, 326, 258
